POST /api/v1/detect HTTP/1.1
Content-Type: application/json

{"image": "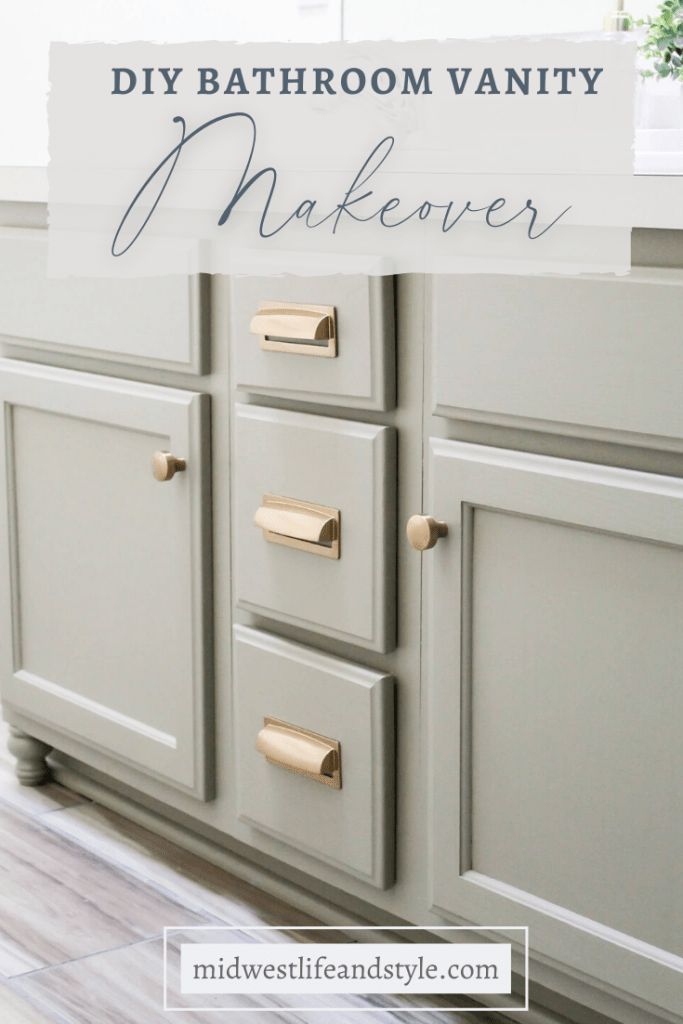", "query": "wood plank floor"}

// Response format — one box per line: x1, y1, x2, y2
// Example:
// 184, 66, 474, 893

0, 724, 492, 1022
